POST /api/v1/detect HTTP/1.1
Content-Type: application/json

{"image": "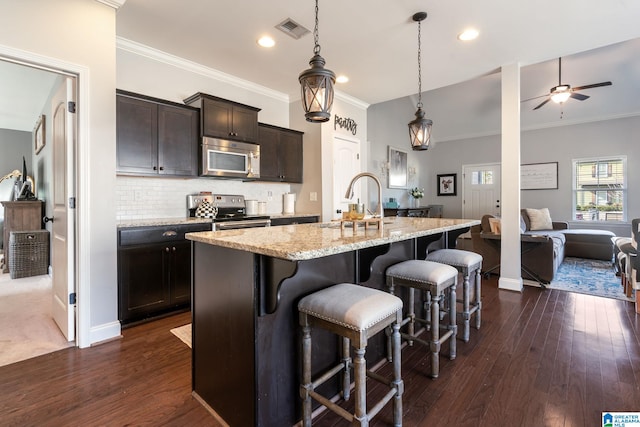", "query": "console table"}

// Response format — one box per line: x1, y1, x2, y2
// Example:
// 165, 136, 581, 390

1, 200, 43, 274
